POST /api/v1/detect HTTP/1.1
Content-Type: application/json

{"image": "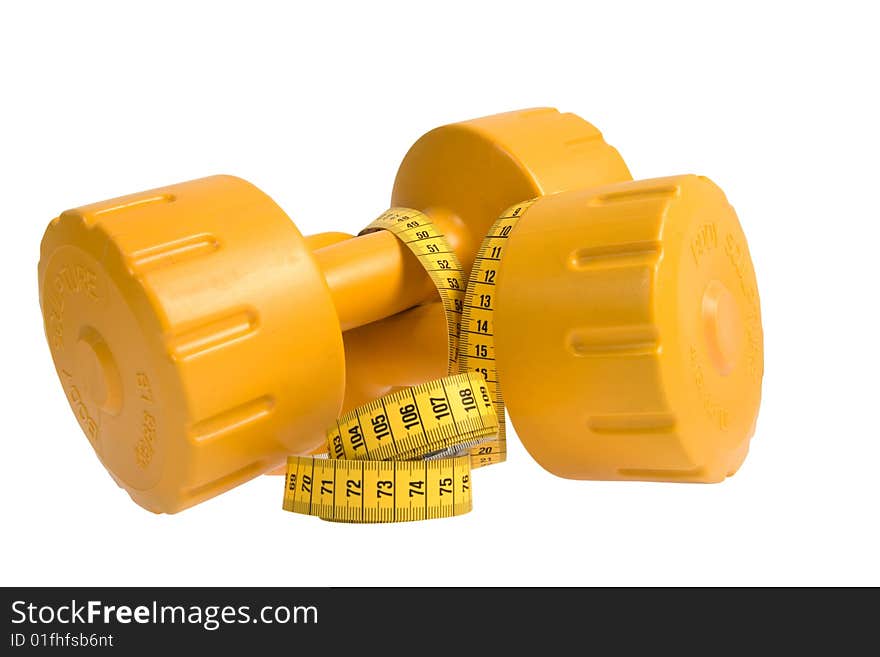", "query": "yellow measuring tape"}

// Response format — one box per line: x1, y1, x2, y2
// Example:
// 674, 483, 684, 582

282, 201, 535, 522
284, 372, 492, 523
458, 198, 537, 467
